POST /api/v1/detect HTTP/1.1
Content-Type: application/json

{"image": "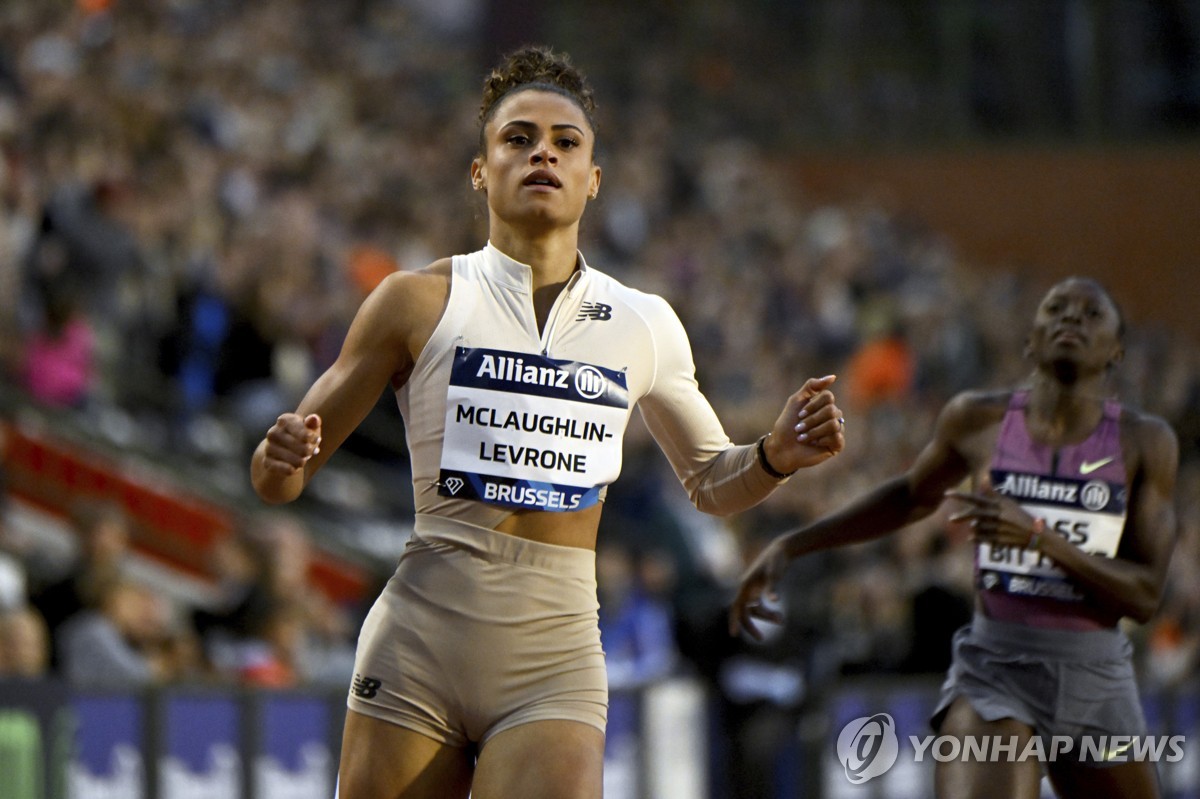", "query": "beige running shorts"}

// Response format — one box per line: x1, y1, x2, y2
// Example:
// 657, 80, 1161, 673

346, 514, 608, 747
